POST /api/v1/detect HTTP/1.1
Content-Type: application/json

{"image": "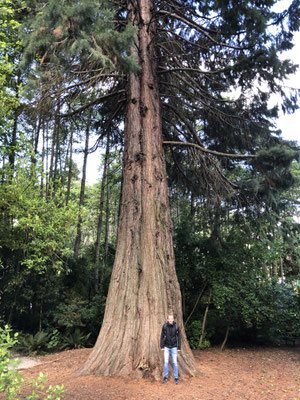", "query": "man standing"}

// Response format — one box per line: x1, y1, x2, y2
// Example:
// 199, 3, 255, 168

160, 314, 181, 384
